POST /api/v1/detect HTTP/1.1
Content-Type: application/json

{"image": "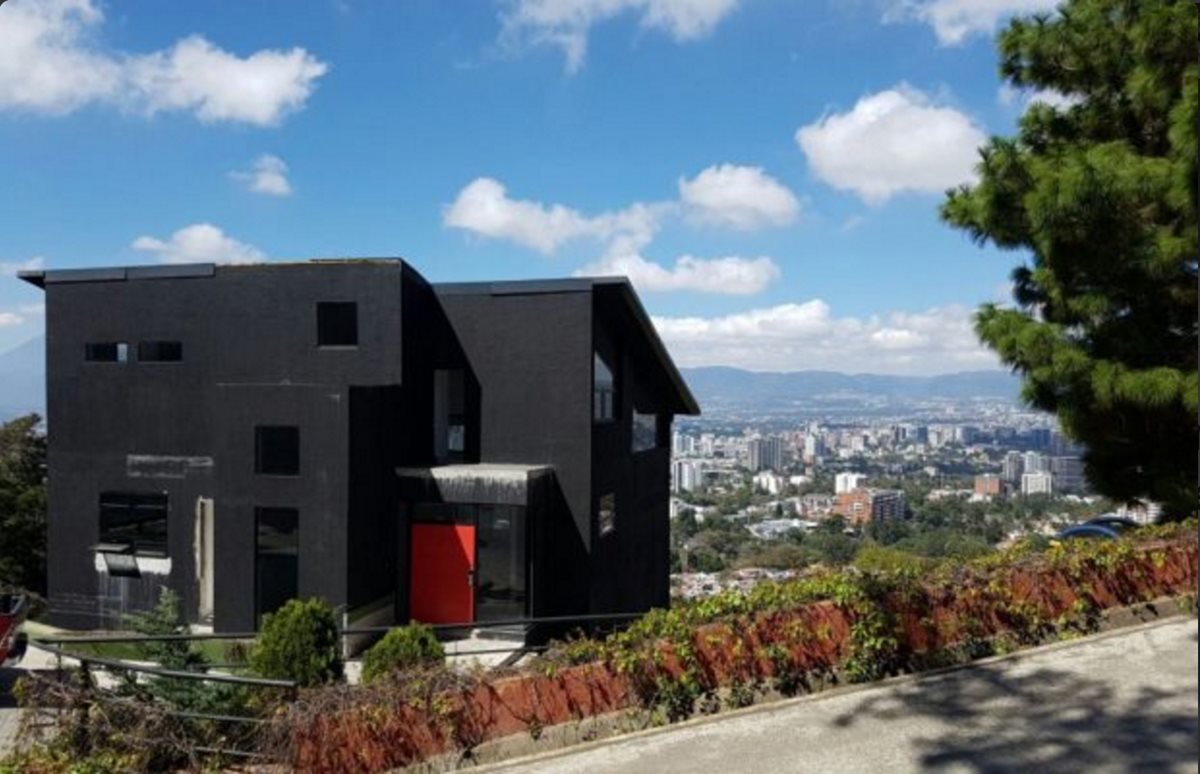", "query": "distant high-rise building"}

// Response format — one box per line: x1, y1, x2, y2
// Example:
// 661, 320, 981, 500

835, 472, 867, 494
974, 474, 1003, 497
749, 436, 784, 472
1030, 427, 1052, 450
1050, 456, 1086, 493
671, 459, 701, 493
1023, 451, 1046, 475
1021, 471, 1054, 496
1002, 451, 1024, 482
802, 434, 824, 463
833, 489, 906, 526
673, 432, 696, 456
